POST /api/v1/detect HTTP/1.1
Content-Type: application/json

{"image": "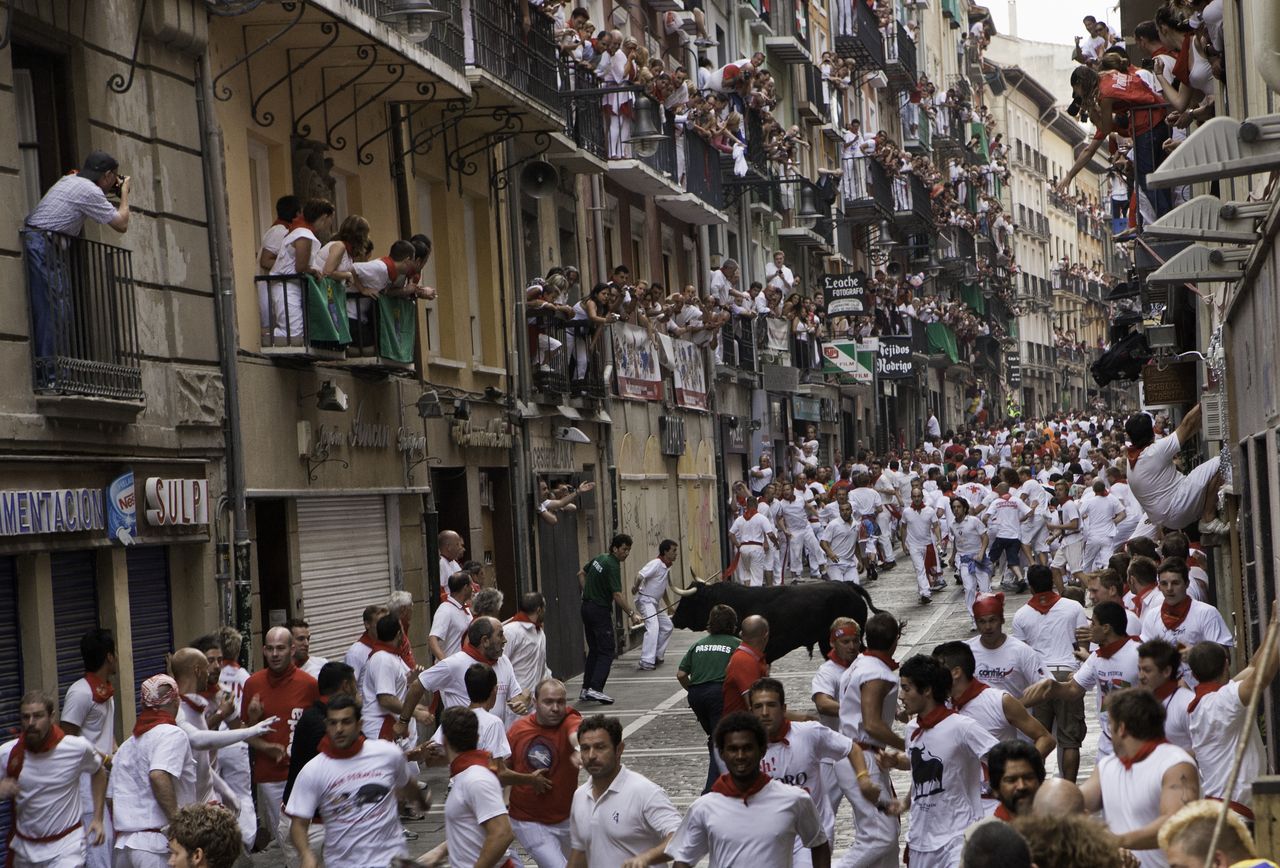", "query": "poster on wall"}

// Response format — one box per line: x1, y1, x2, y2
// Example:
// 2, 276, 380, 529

670, 338, 708, 410
613, 323, 664, 401
821, 339, 876, 385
